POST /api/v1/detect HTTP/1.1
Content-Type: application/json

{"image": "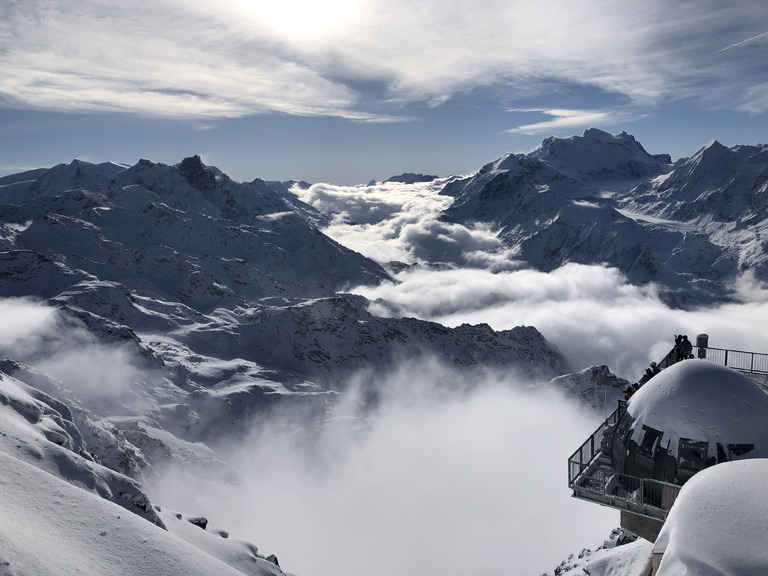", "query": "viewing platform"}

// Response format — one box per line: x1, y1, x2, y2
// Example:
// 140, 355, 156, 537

567, 342, 768, 541
568, 401, 680, 526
